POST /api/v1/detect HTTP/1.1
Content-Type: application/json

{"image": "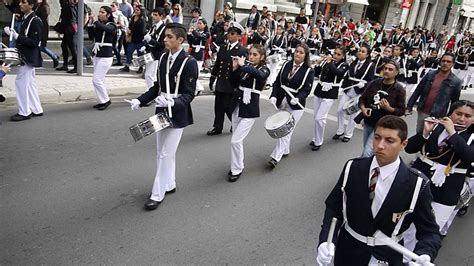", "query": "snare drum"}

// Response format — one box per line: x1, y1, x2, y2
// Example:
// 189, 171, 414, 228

0, 47, 23, 66
131, 53, 155, 67
343, 96, 361, 116
456, 180, 472, 210
264, 111, 295, 139
129, 112, 172, 142
267, 54, 281, 65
